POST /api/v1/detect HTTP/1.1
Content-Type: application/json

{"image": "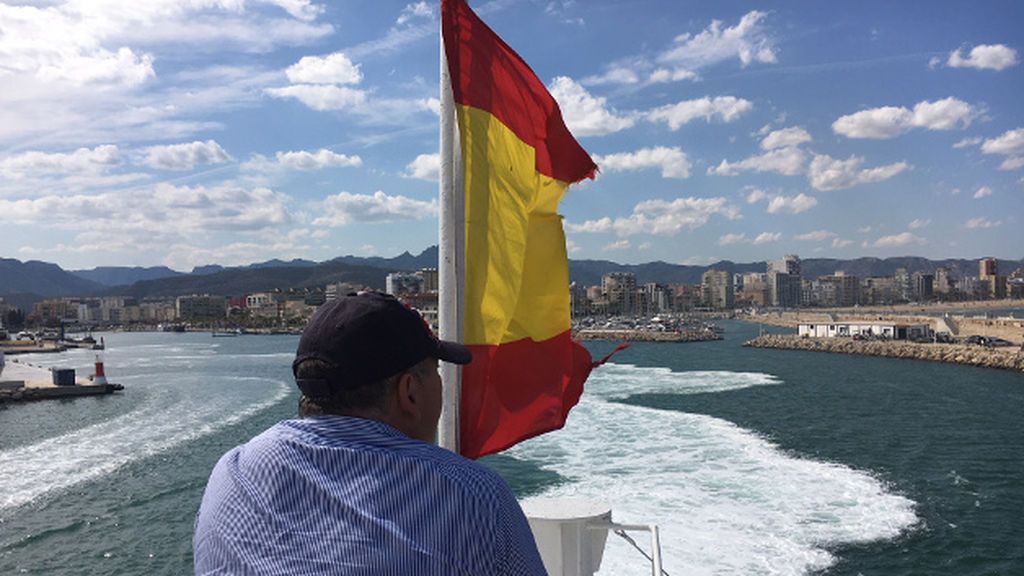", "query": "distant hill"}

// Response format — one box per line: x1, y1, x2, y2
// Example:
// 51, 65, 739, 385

70, 266, 183, 287
2, 252, 1021, 311
329, 246, 439, 272
117, 260, 389, 299
0, 258, 104, 296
